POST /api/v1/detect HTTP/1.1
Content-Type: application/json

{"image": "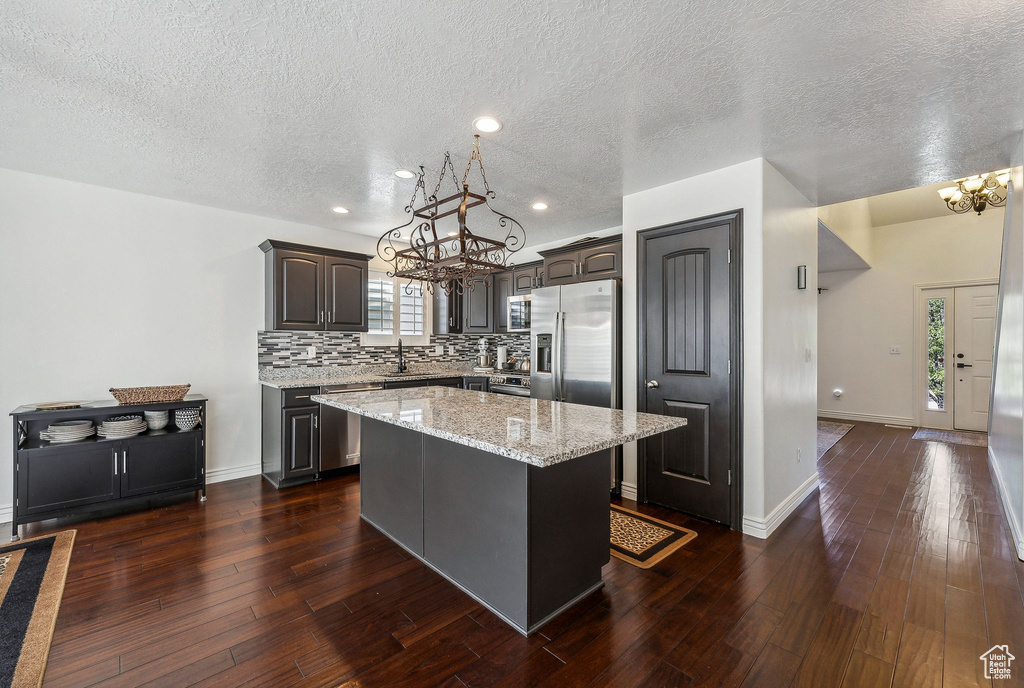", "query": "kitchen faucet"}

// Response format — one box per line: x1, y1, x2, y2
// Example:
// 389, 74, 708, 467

397, 338, 407, 373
